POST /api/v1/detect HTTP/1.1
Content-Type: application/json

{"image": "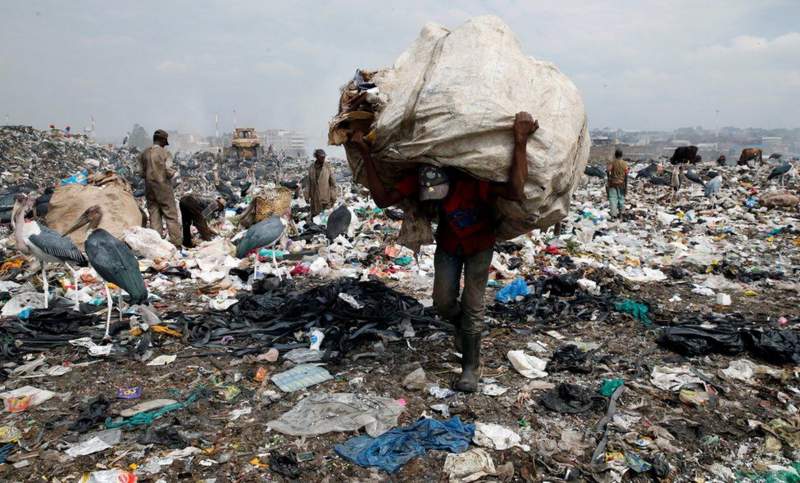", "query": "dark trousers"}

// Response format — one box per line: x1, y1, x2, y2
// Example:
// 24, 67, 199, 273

179, 196, 215, 247
432, 246, 493, 337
